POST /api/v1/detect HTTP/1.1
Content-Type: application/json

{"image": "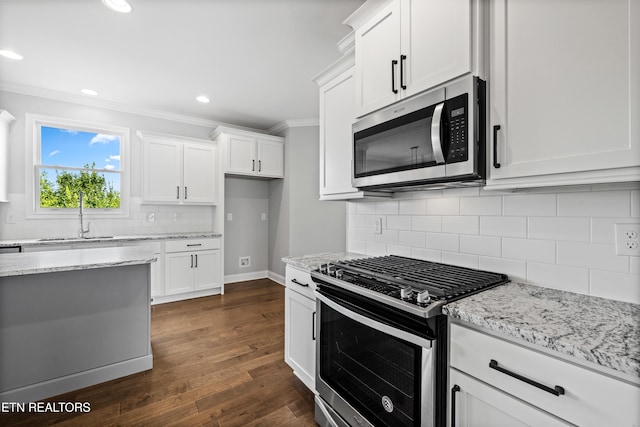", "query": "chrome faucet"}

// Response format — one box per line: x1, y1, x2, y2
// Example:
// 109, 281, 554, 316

78, 191, 90, 238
